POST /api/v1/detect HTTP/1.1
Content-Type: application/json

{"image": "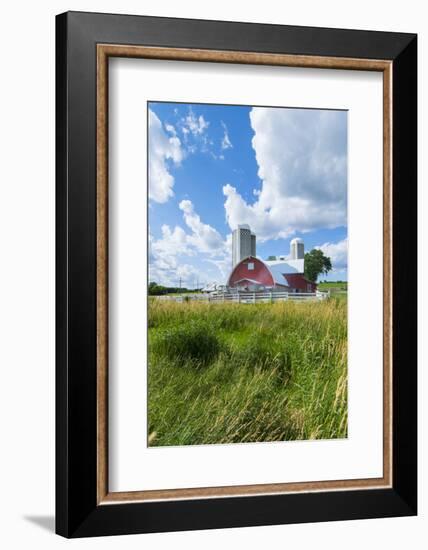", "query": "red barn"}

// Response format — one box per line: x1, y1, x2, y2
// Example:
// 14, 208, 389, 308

227, 256, 317, 293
